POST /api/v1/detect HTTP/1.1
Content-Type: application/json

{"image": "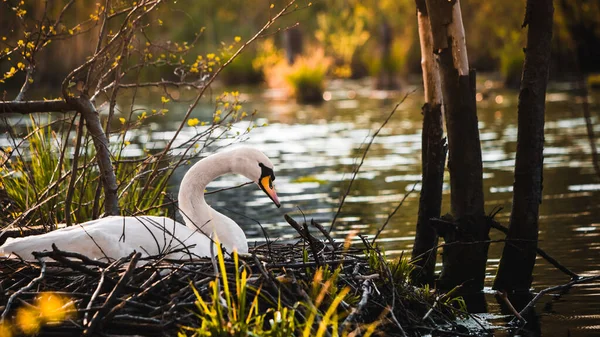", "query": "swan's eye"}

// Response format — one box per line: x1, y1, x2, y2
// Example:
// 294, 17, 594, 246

258, 162, 275, 181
